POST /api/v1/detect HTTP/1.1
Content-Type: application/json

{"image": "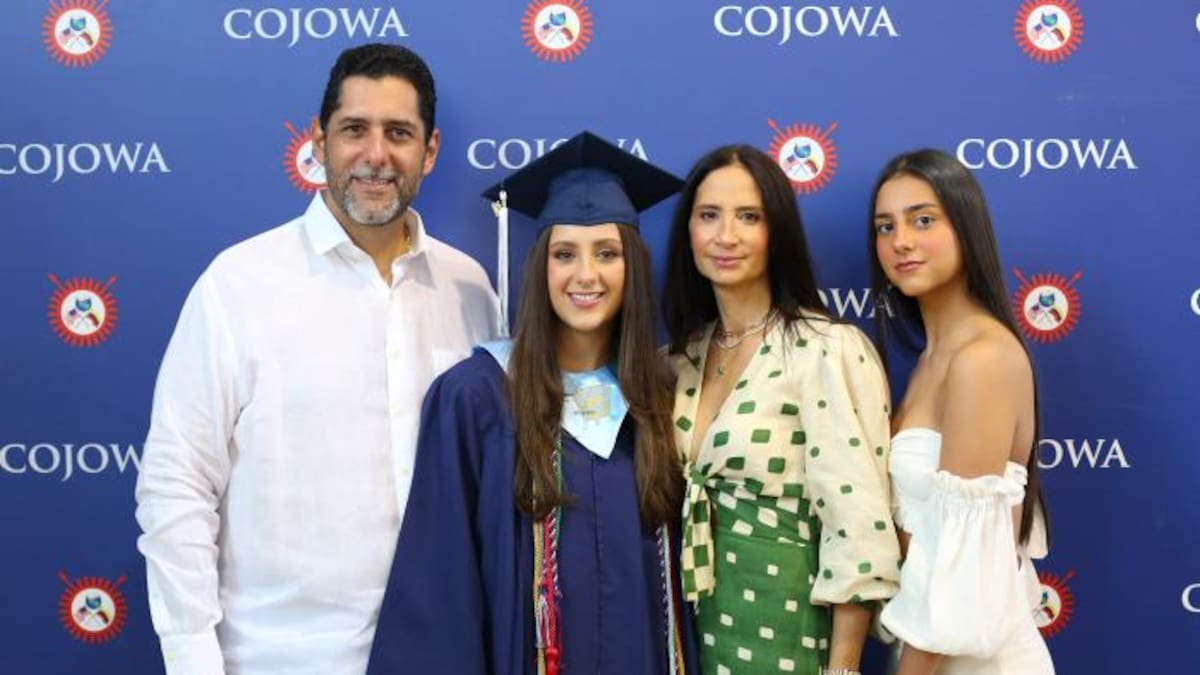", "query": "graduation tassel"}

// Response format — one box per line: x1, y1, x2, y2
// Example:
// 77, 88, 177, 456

492, 188, 511, 337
